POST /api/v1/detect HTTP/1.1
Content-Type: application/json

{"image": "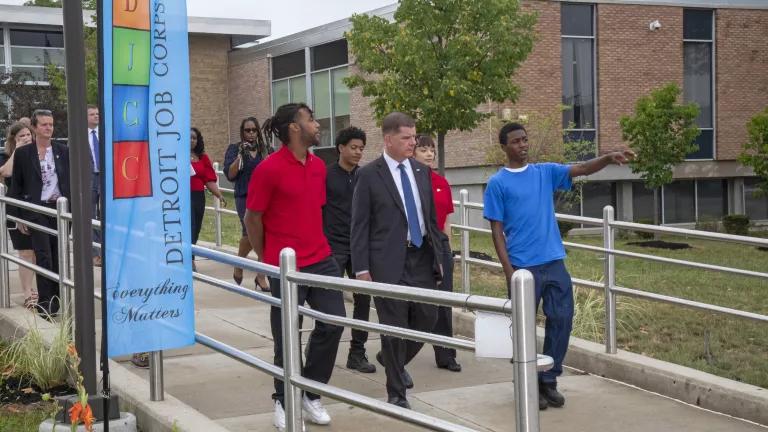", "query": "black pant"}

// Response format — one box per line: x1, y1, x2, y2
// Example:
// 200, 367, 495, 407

374, 243, 438, 399
433, 233, 457, 365
333, 253, 371, 357
28, 207, 59, 314
190, 190, 205, 247
268, 256, 345, 405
